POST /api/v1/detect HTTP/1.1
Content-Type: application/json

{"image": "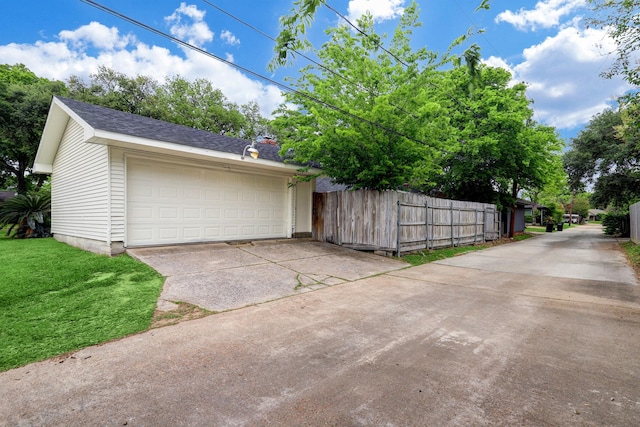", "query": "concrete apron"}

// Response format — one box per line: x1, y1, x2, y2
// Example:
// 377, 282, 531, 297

127, 239, 410, 312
